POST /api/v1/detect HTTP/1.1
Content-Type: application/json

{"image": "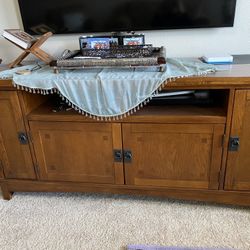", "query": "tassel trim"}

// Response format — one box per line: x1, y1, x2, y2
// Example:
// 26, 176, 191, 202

11, 70, 211, 121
